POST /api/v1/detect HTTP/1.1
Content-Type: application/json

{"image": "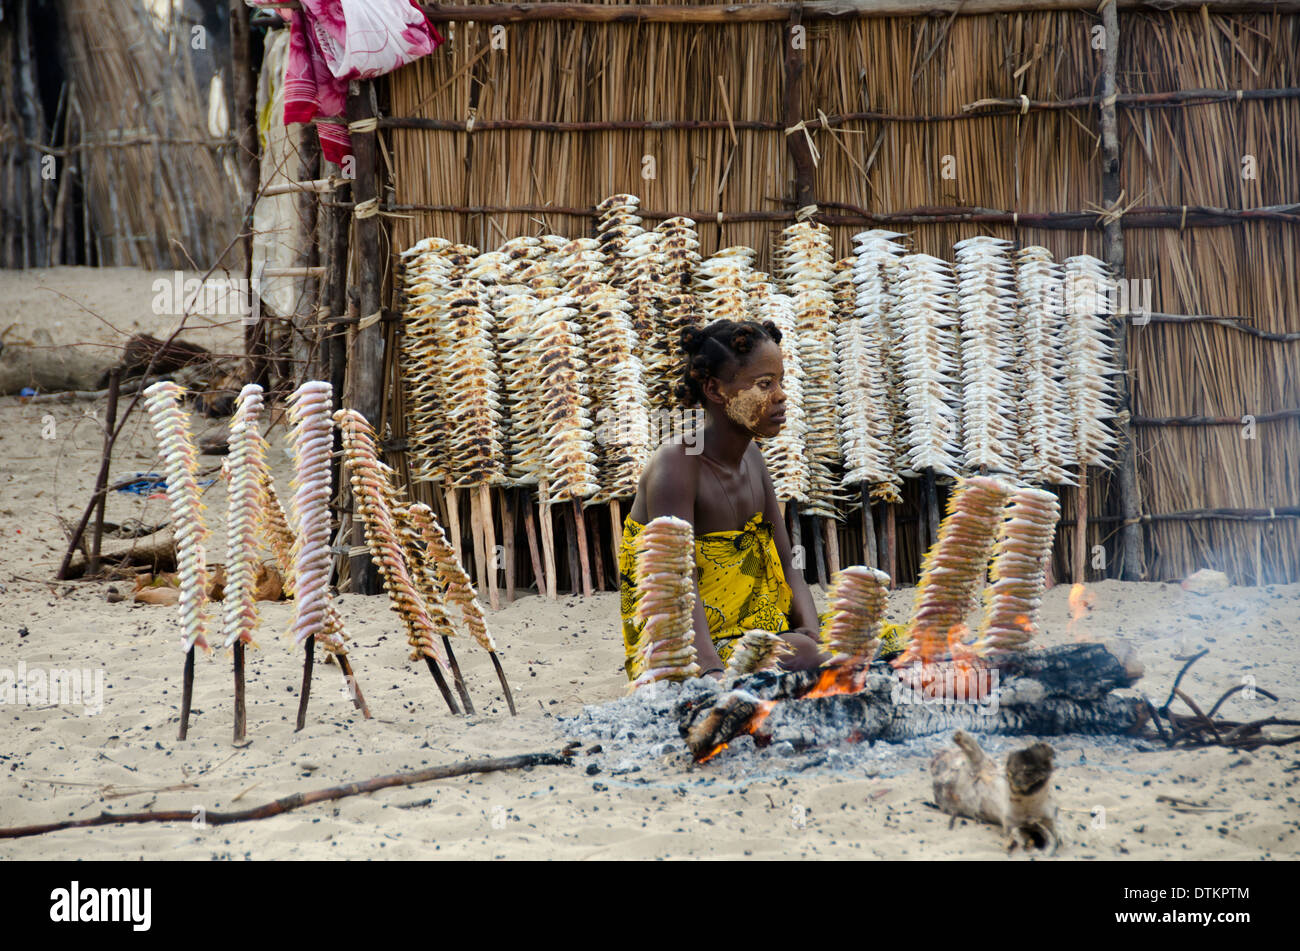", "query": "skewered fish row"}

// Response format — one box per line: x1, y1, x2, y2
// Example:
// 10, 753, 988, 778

974, 486, 1061, 653
442, 278, 505, 487
954, 236, 1019, 475
142, 380, 210, 653
847, 229, 908, 503
895, 253, 963, 478
820, 565, 892, 666
579, 278, 652, 503
1015, 246, 1075, 485
391, 500, 460, 646
725, 630, 792, 676
651, 217, 703, 408
695, 246, 754, 323
221, 384, 266, 649
750, 276, 810, 504
535, 301, 600, 503
596, 194, 645, 289
407, 502, 498, 654
836, 252, 892, 504
621, 230, 666, 359
630, 516, 700, 688
336, 408, 450, 670
494, 289, 547, 486
898, 475, 1013, 666
286, 381, 337, 649
1063, 255, 1120, 470
400, 238, 470, 484
779, 220, 842, 518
